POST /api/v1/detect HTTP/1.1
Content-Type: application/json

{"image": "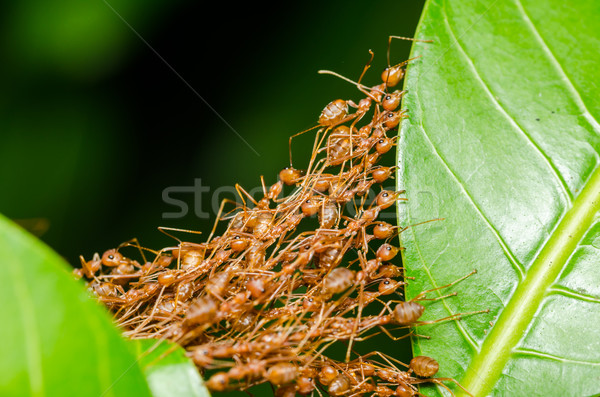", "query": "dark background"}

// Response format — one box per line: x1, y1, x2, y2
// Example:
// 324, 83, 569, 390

0, 0, 425, 393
